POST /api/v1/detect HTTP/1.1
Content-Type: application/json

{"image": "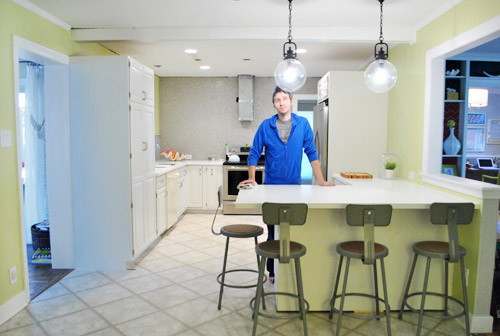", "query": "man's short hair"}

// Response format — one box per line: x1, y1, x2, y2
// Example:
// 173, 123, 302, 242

272, 86, 293, 102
